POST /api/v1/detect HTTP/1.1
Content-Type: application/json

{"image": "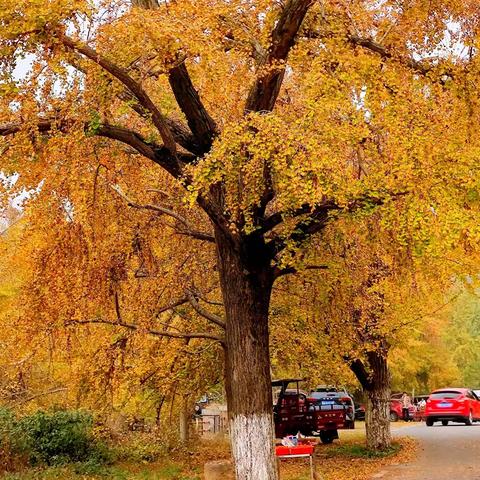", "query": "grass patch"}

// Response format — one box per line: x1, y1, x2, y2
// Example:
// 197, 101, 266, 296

1, 462, 200, 480
326, 441, 402, 459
